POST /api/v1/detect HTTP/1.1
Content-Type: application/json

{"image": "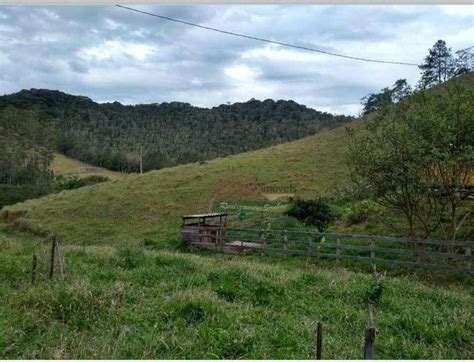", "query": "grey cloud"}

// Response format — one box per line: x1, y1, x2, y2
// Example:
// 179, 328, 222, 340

0, 5, 472, 115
